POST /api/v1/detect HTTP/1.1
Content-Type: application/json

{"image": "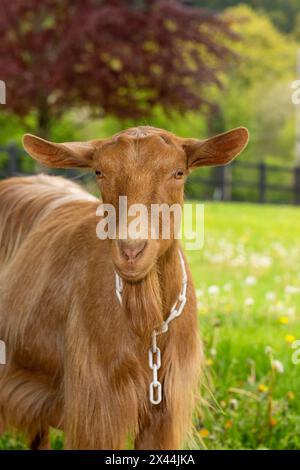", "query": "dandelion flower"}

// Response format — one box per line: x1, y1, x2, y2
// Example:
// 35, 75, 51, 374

285, 335, 296, 344
225, 303, 233, 312
285, 285, 300, 295
225, 420, 233, 429
223, 283, 232, 292
245, 297, 254, 307
279, 316, 289, 325
205, 358, 214, 367
266, 292, 276, 302
272, 360, 284, 374
258, 384, 268, 393
196, 289, 203, 298
199, 428, 210, 438
287, 307, 295, 318
229, 398, 239, 410
269, 417, 277, 427
265, 346, 273, 355
208, 285, 220, 295
210, 348, 217, 357
245, 276, 257, 286
250, 254, 272, 268
287, 391, 295, 400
